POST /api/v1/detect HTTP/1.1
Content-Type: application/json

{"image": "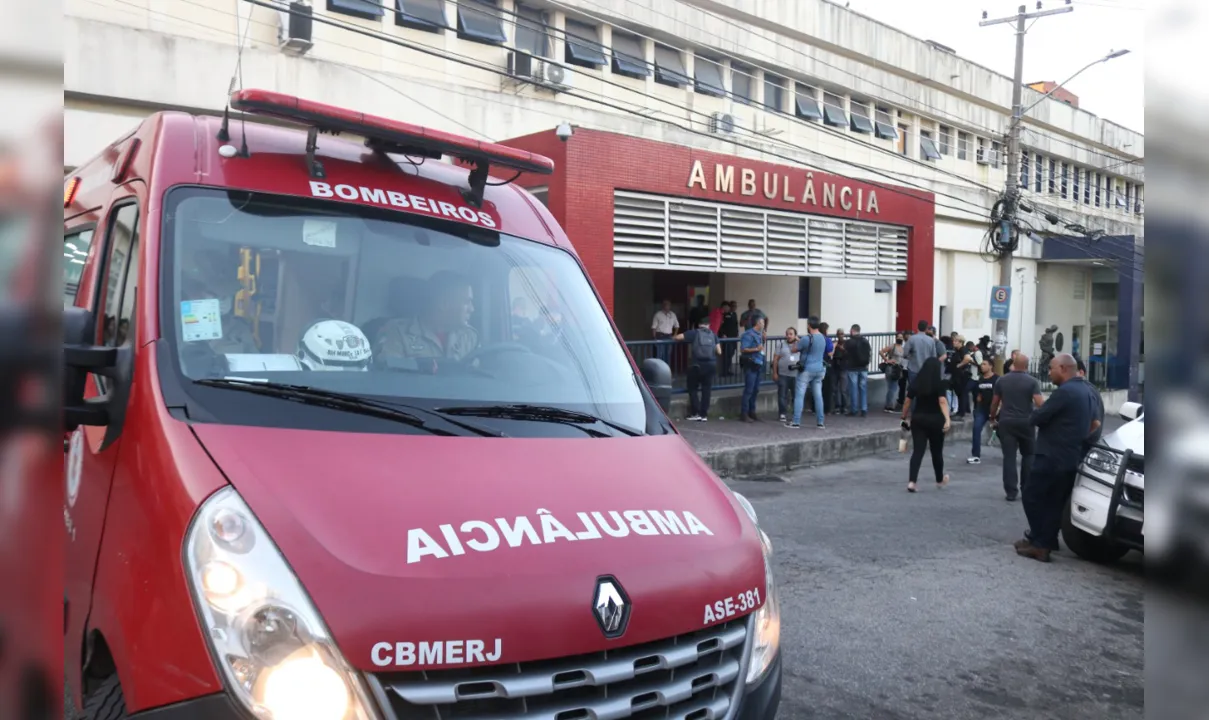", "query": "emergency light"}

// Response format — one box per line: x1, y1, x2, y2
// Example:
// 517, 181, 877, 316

228, 89, 554, 207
